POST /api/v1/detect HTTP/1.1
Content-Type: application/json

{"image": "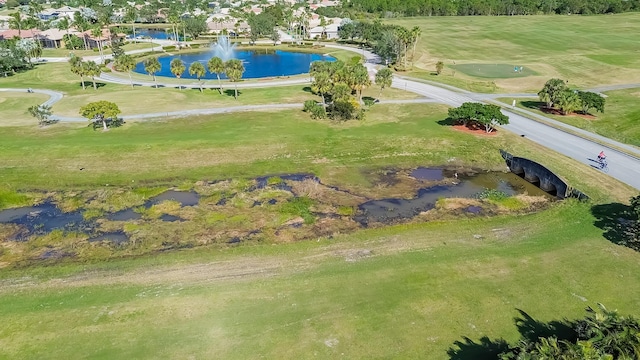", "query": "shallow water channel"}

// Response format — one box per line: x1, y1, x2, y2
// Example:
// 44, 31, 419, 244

0, 169, 551, 244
